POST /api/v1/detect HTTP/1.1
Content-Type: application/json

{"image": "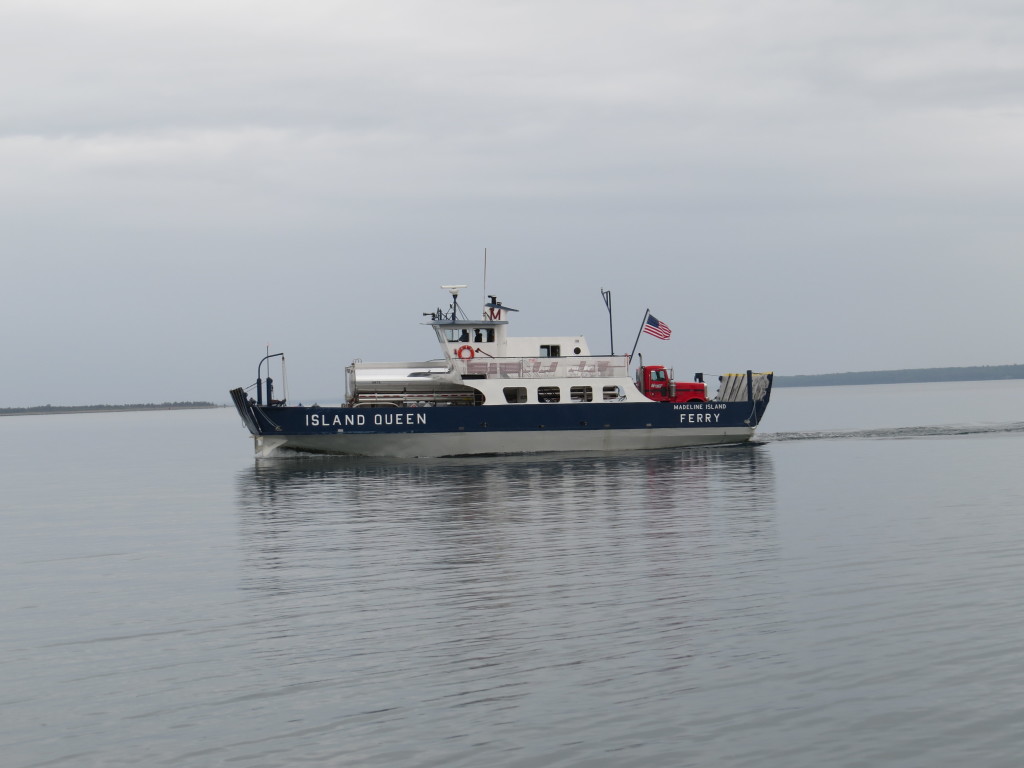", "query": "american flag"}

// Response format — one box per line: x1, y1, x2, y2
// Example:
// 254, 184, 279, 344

643, 314, 672, 340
